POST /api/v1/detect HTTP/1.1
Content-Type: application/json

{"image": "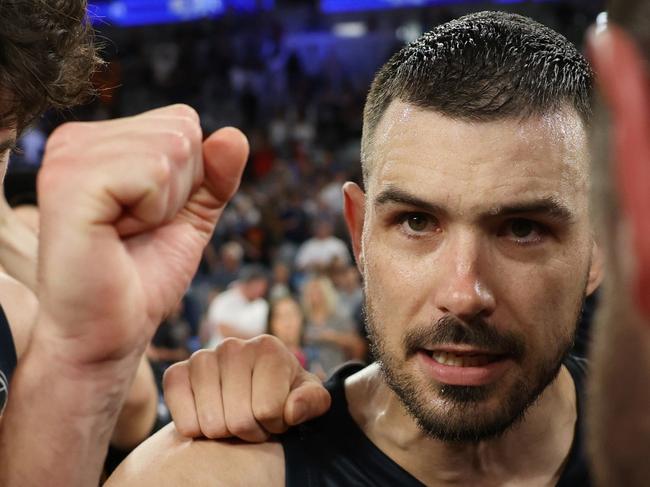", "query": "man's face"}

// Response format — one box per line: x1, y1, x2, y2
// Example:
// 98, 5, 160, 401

243, 278, 268, 301
346, 101, 600, 442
